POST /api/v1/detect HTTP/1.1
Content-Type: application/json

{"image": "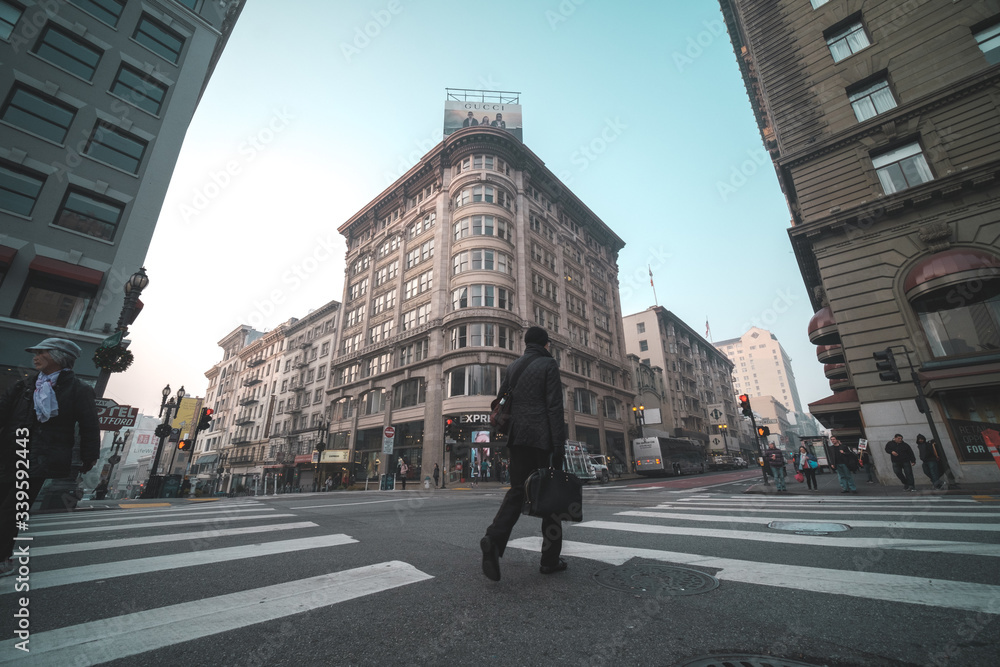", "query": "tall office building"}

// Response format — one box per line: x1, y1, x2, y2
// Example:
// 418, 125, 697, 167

720, 0, 1000, 483
325, 121, 634, 481
0, 0, 245, 389
714, 326, 804, 414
